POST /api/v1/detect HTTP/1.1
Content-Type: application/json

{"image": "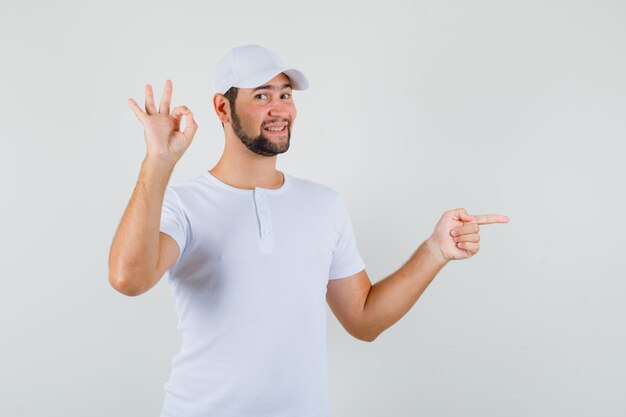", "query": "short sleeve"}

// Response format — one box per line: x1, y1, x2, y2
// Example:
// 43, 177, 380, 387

160, 187, 188, 263
328, 194, 366, 280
